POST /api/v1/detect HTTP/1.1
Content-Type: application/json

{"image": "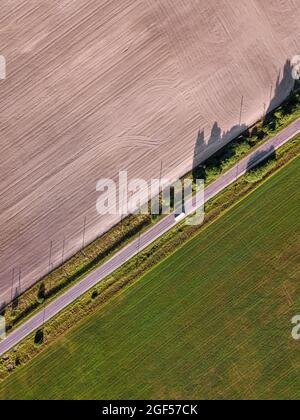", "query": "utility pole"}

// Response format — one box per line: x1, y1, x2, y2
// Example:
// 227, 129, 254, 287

11, 268, 15, 303
61, 236, 66, 265
82, 216, 87, 250
235, 162, 239, 195
121, 188, 125, 235
239, 96, 244, 126
48, 240, 53, 274
269, 84, 273, 105
48, 240, 53, 294
18, 268, 21, 296
159, 160, 163, 215
159, 160, 163, 192
42, 302, 46, 333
